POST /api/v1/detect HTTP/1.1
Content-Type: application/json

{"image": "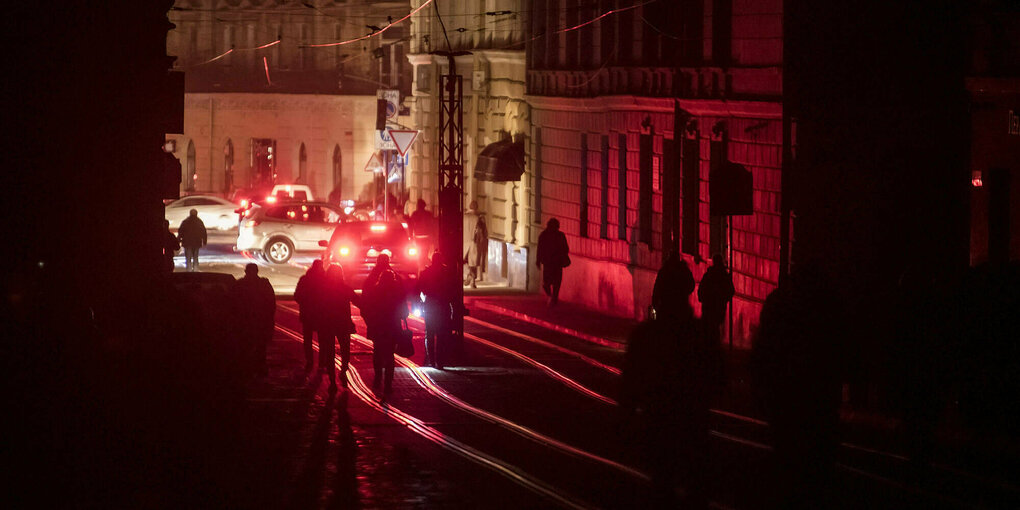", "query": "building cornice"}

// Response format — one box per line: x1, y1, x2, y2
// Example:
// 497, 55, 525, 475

525, 95, 782, 119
